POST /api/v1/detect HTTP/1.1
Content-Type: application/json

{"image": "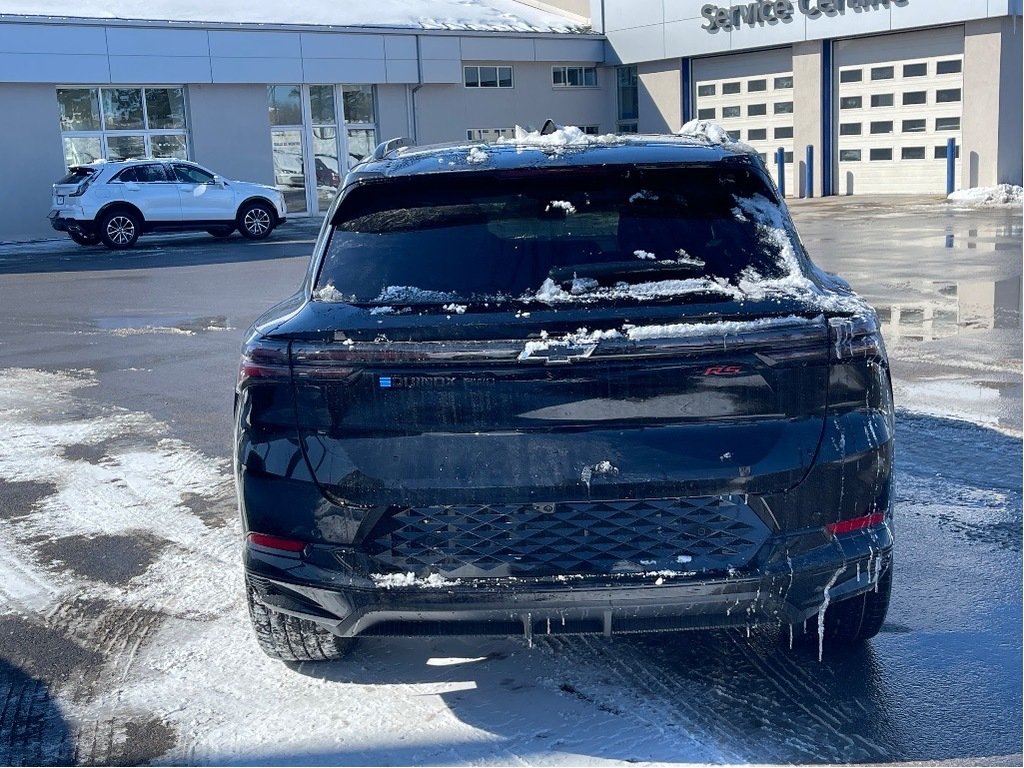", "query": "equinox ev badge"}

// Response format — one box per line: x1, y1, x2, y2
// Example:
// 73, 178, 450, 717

378, 375, 496, 388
